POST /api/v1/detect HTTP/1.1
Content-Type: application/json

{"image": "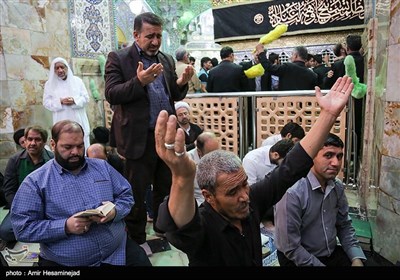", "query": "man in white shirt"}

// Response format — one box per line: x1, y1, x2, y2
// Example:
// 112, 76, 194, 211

261, 122, 305, 147
243, 139, 294, 186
